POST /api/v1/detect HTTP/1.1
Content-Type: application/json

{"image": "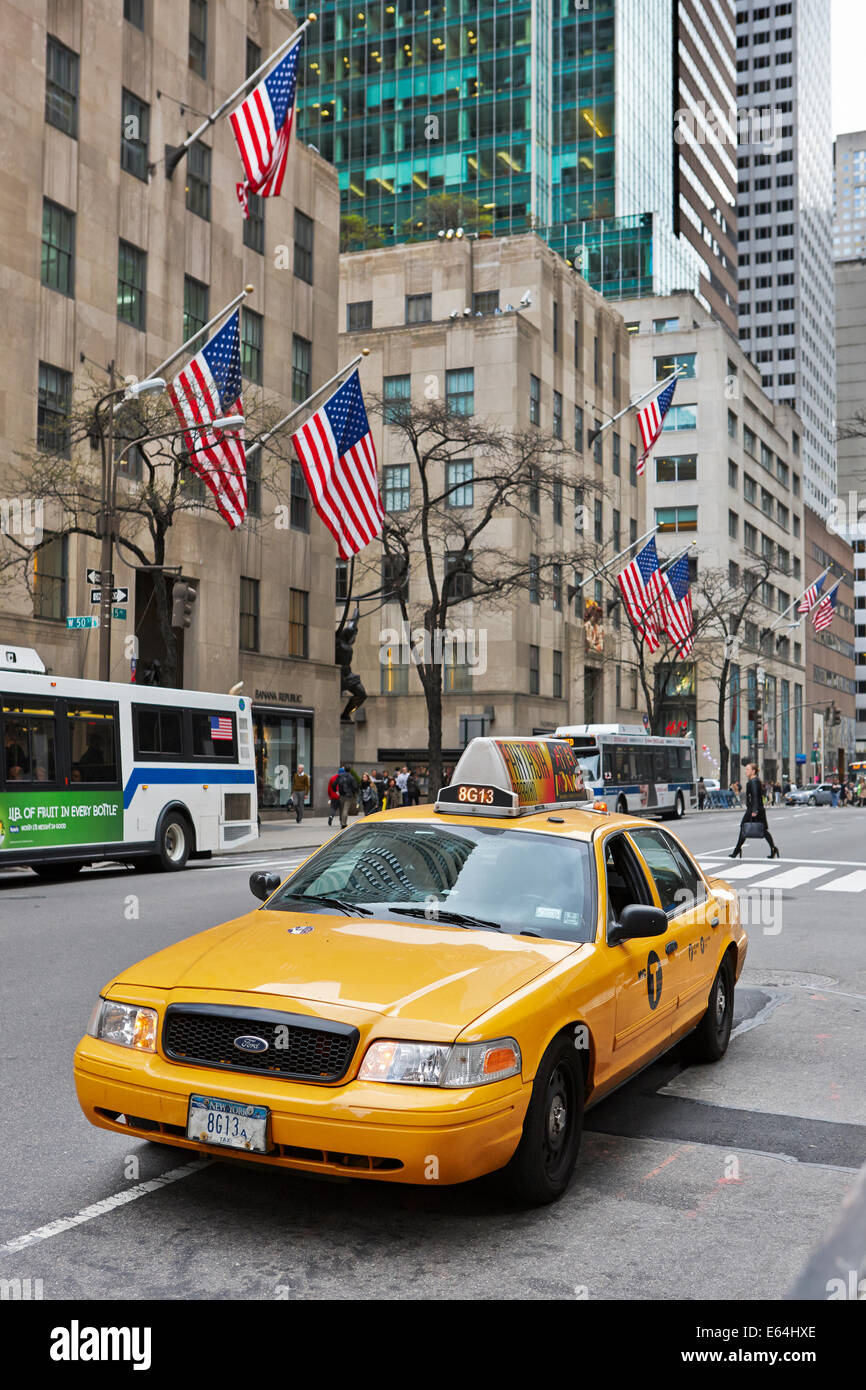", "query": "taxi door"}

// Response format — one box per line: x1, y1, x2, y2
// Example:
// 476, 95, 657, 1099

627, 827, 719, 1030
599, 829, 678, 1081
